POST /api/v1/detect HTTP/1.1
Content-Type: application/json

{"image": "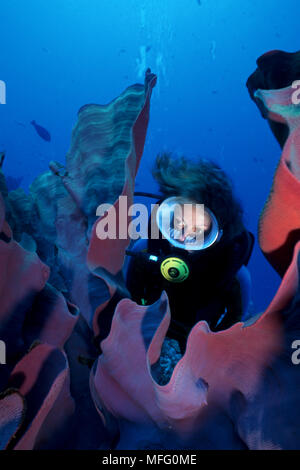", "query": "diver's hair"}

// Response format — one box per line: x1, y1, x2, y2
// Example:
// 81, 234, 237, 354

152, 152, 244, 241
